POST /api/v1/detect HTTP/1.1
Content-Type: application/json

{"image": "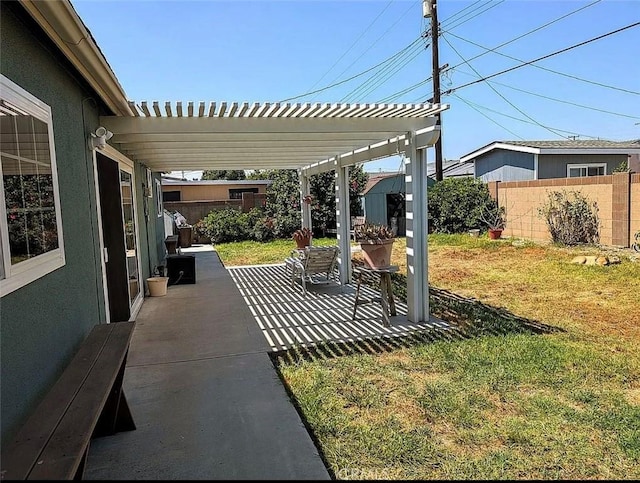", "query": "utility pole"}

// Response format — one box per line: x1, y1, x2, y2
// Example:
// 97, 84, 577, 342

424, 0, 443, 181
